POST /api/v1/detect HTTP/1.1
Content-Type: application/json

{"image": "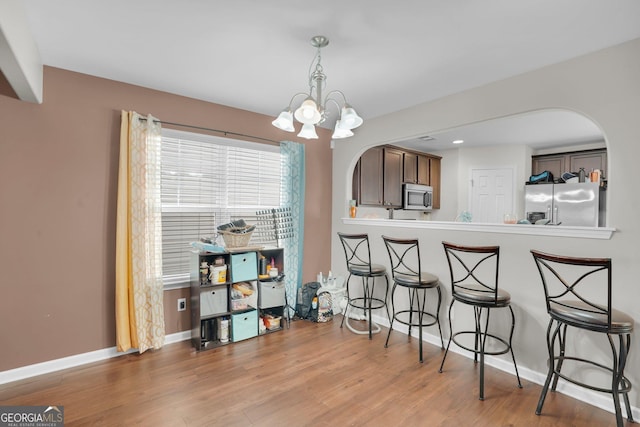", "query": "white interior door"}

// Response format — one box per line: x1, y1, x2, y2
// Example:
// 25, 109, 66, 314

470, 167, 514, 223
